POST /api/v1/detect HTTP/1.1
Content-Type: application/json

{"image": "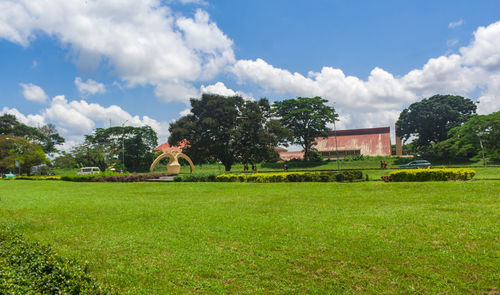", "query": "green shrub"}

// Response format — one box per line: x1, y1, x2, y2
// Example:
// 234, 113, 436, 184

61, 173, 165, 183
14, 176, 61, 181
213, 171, 363, 183
389, 168, 476, 182
0, 225, 119, 294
